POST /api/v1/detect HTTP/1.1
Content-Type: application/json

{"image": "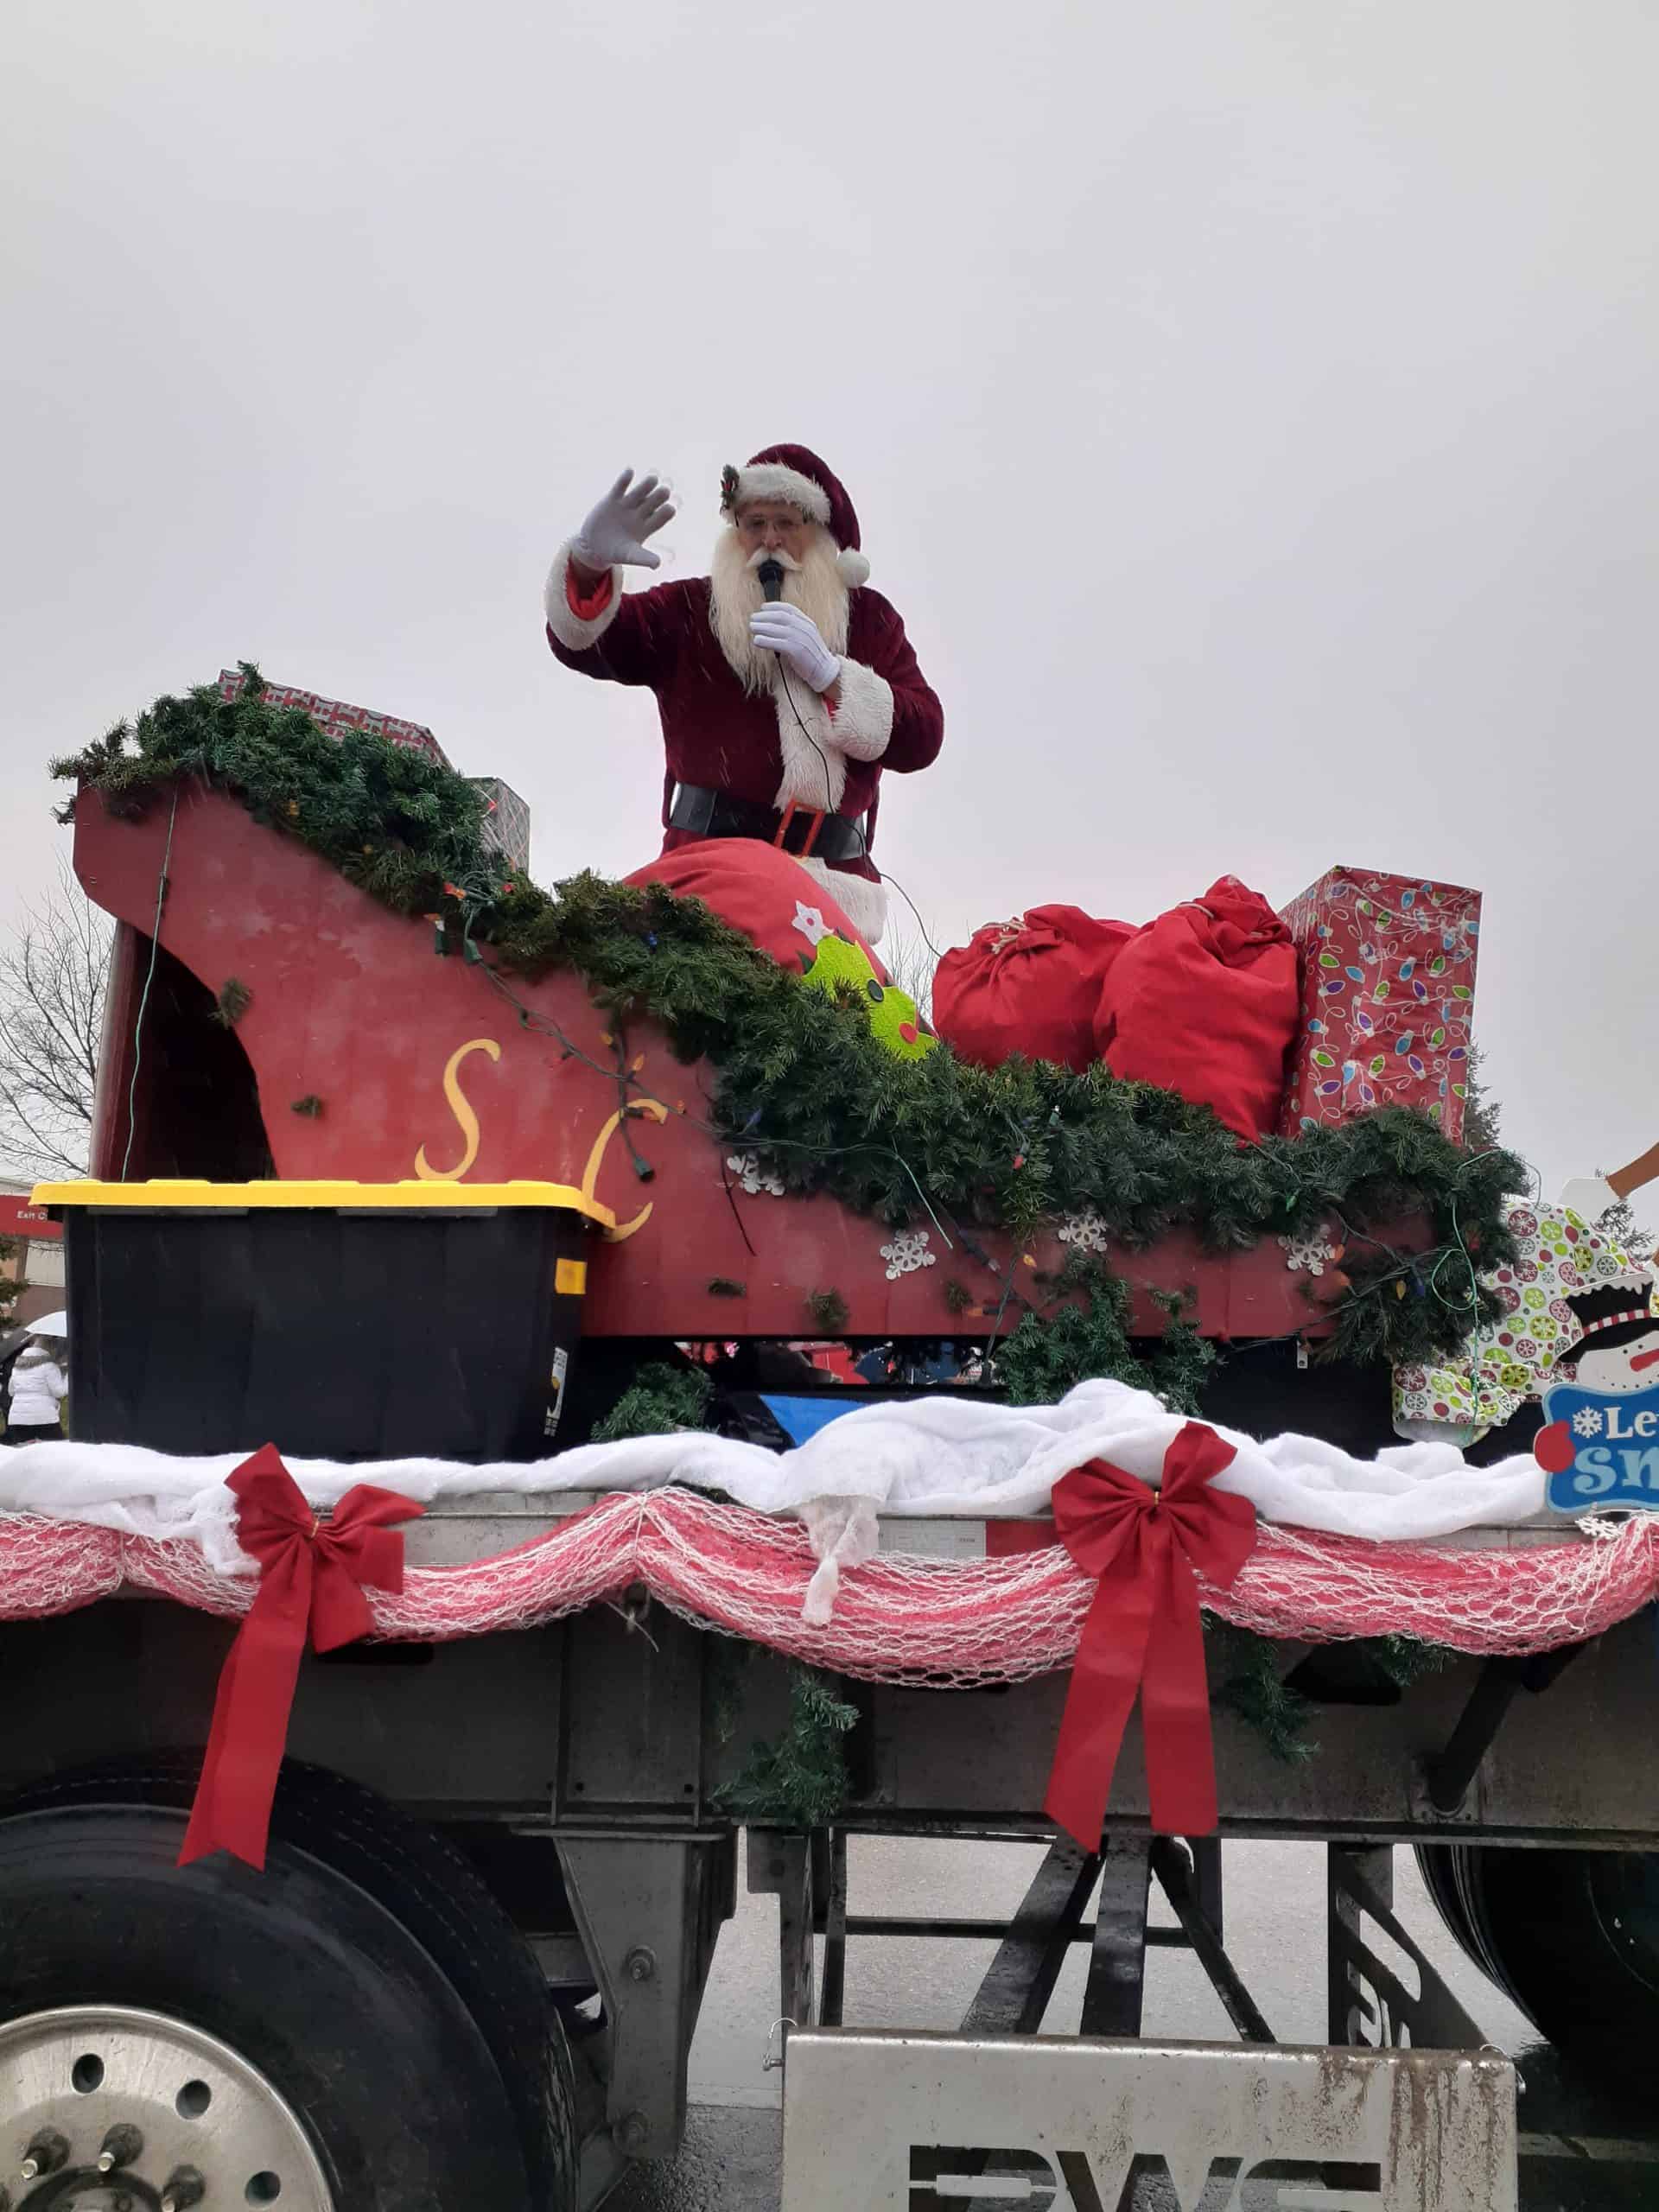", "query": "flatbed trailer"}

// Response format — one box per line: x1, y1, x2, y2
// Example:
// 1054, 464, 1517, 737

3, 1488, 1655, 2209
